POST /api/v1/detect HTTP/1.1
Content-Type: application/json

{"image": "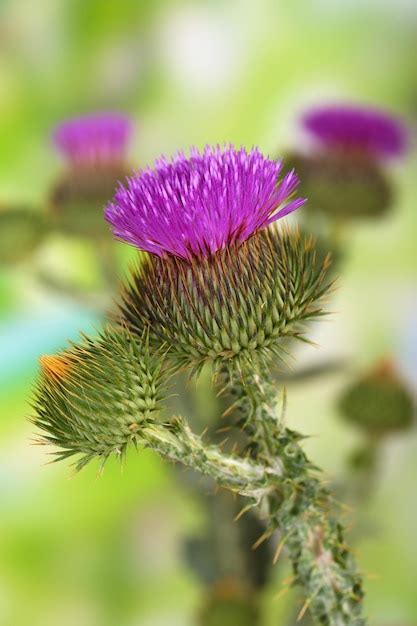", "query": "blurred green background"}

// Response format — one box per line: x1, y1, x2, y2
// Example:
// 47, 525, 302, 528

0, 1, 416, 624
